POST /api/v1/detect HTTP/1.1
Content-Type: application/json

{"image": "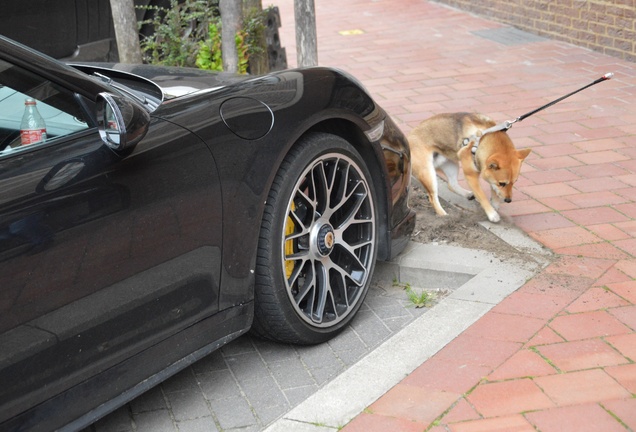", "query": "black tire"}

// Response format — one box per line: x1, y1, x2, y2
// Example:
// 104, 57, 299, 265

252, 132, 378, 344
